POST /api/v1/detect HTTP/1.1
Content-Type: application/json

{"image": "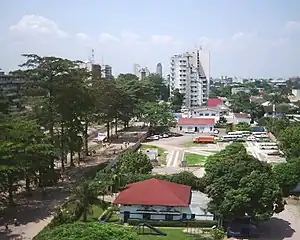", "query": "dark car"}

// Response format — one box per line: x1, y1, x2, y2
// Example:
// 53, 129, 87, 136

227, 218, 260, 238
